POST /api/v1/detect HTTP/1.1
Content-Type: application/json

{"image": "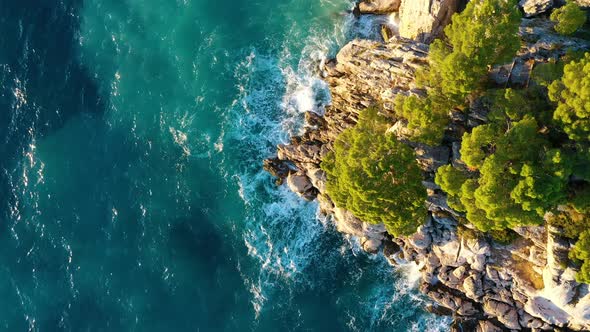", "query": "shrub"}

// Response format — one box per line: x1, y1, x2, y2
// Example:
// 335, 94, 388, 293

487, 88, 553, 125
570, 230, 590, 283
549, 53, 590, 142
394, 0, 522, 146
435, 164, 469, 211
393, 94, 449, 146
437, 117, 573, 231
547, 205, 589, 239
321, 107, 427, 236
550, 1, 587, 35
423, 0, 521, 104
